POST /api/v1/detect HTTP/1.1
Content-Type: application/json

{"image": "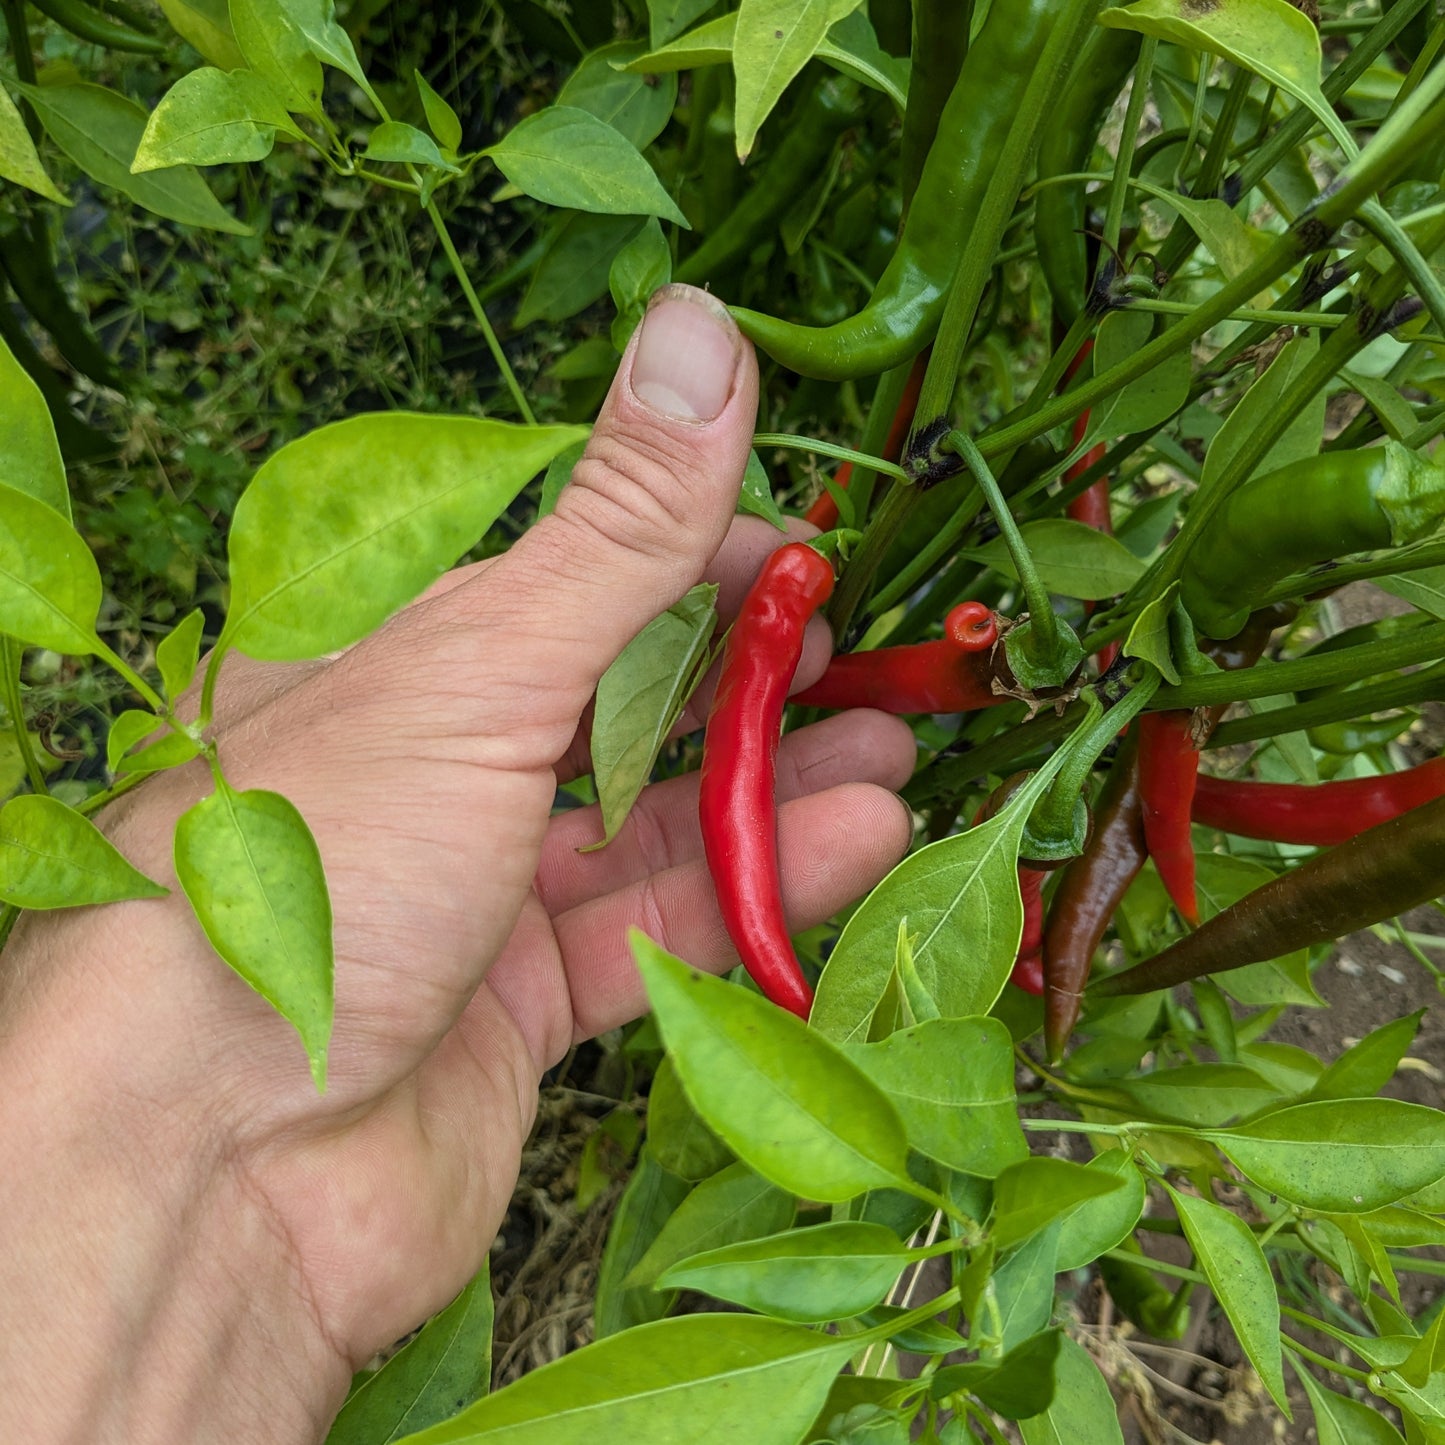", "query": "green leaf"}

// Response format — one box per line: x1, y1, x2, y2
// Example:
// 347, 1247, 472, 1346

0, 84, 67, 203
932, 1329, 1063, 1419
647, 1056, 734, 1182
632, 934, 911, 1201
154, 0, 246, 69
1290, 1358, 1408, 1445
324, 1262, 492, 1445
627, 13, 736, 73
594, 1147, 691, 1337
1201, 332, 1322, 496
844, 1017, 1027, 1178
609, 216, 672, 350
1166, 1185, 1288, 1415
1123, 586, 1181, 684
415, 72, 462, 153
485, 107, 688, 227
1101, 1062, 1285, 1128
1091, 309, 1190, 437
224, 415, 587, 661
362, 121, 461, 173
0, 793, 166, 908
538, 437, 586, 518
1342, 369, 1418, 444
655, 1221, 909, 1323
174, 781, 333, 1090
558, 41, 679, 150
0, 481, 102, 654
1144, 192, 1272, 280
816, 11, 907, 110
738, 451, 787, 531
1203, 1099, 1445, 1213
228, 0, 329, 115
971, 519, 1146, 601
0, 334, 68, 518
394, 1313, 853, 1445
626, 1161, 795, 1289
649, 0, 716, 47
517, 212, 646, 327
992, 1158, 1128, 1252
812, 747, 1077, 1042
1018, 1334, 1123, 1445
1378, 565, 1445, 621
133, 68, 303, 171
1308, 1011, 1426, 1103
1055, 1152, 1147, 1272
590, 585, 716, 848
106, 709, 202, 777
992, 1223, 1061, 1353
731, 0, 863, 160
1100, 0, 1352, 155
18, 82, 249, 235
157, 607, 206, 702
